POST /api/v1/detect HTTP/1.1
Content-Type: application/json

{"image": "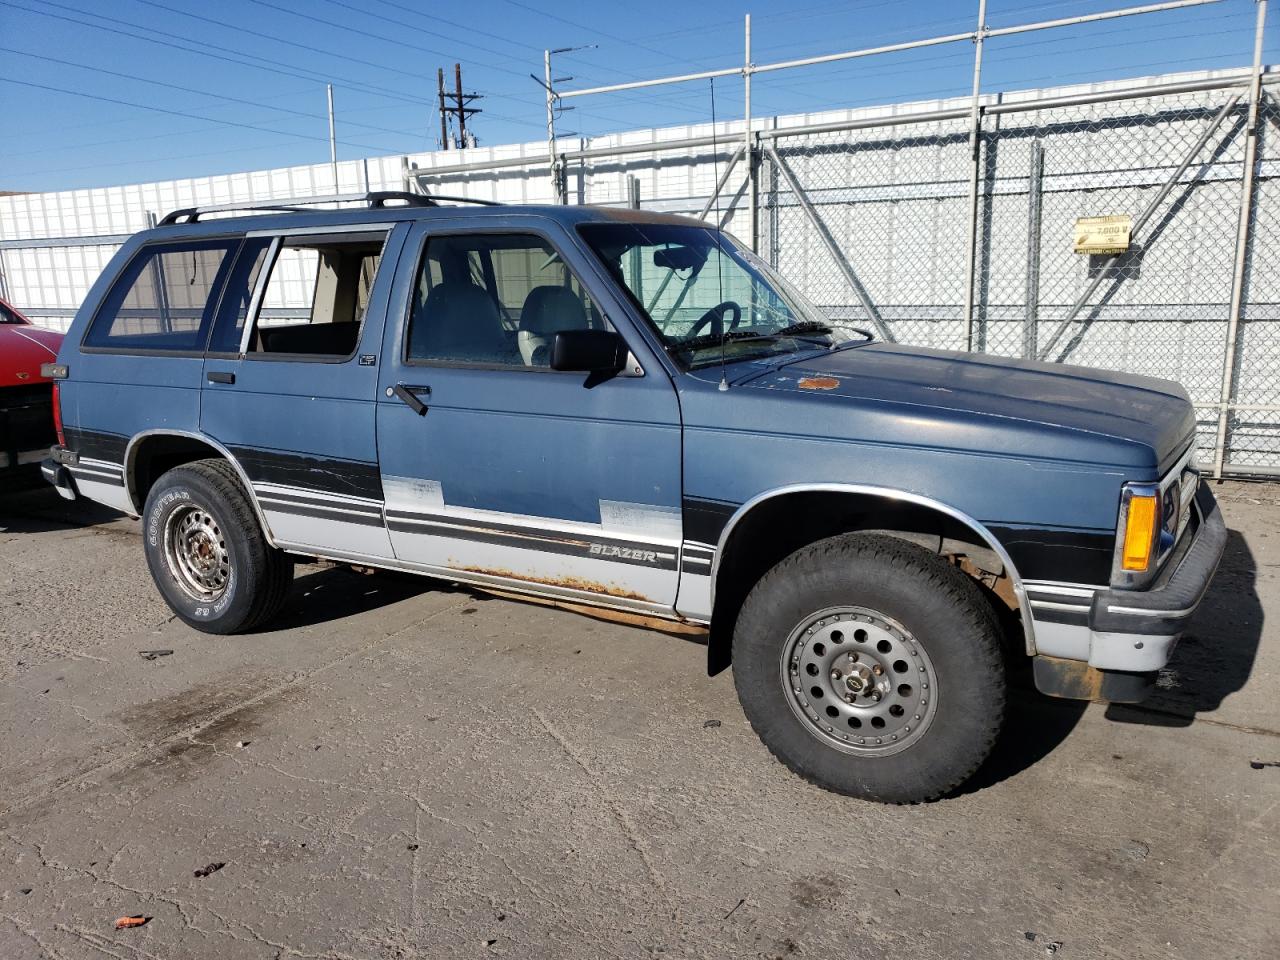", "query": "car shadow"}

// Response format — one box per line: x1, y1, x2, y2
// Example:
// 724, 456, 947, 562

259, 564, 478, 633
1106, 527, 1262, 727
955, 683, 1088, 797
960, 524, 1262, 794
0, 484, 128, 533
